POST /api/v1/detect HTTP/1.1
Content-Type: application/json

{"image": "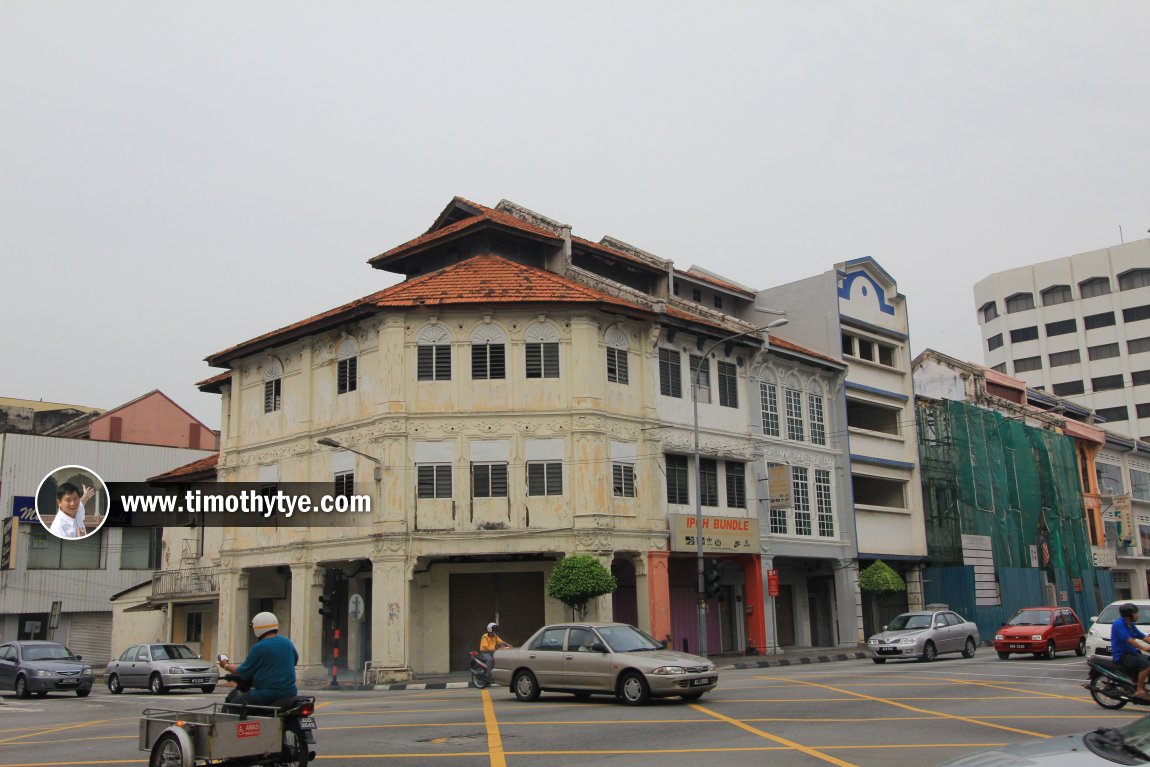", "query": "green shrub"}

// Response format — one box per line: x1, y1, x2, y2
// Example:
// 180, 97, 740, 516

859, 560, 906, 593
546, 555, 618, 619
